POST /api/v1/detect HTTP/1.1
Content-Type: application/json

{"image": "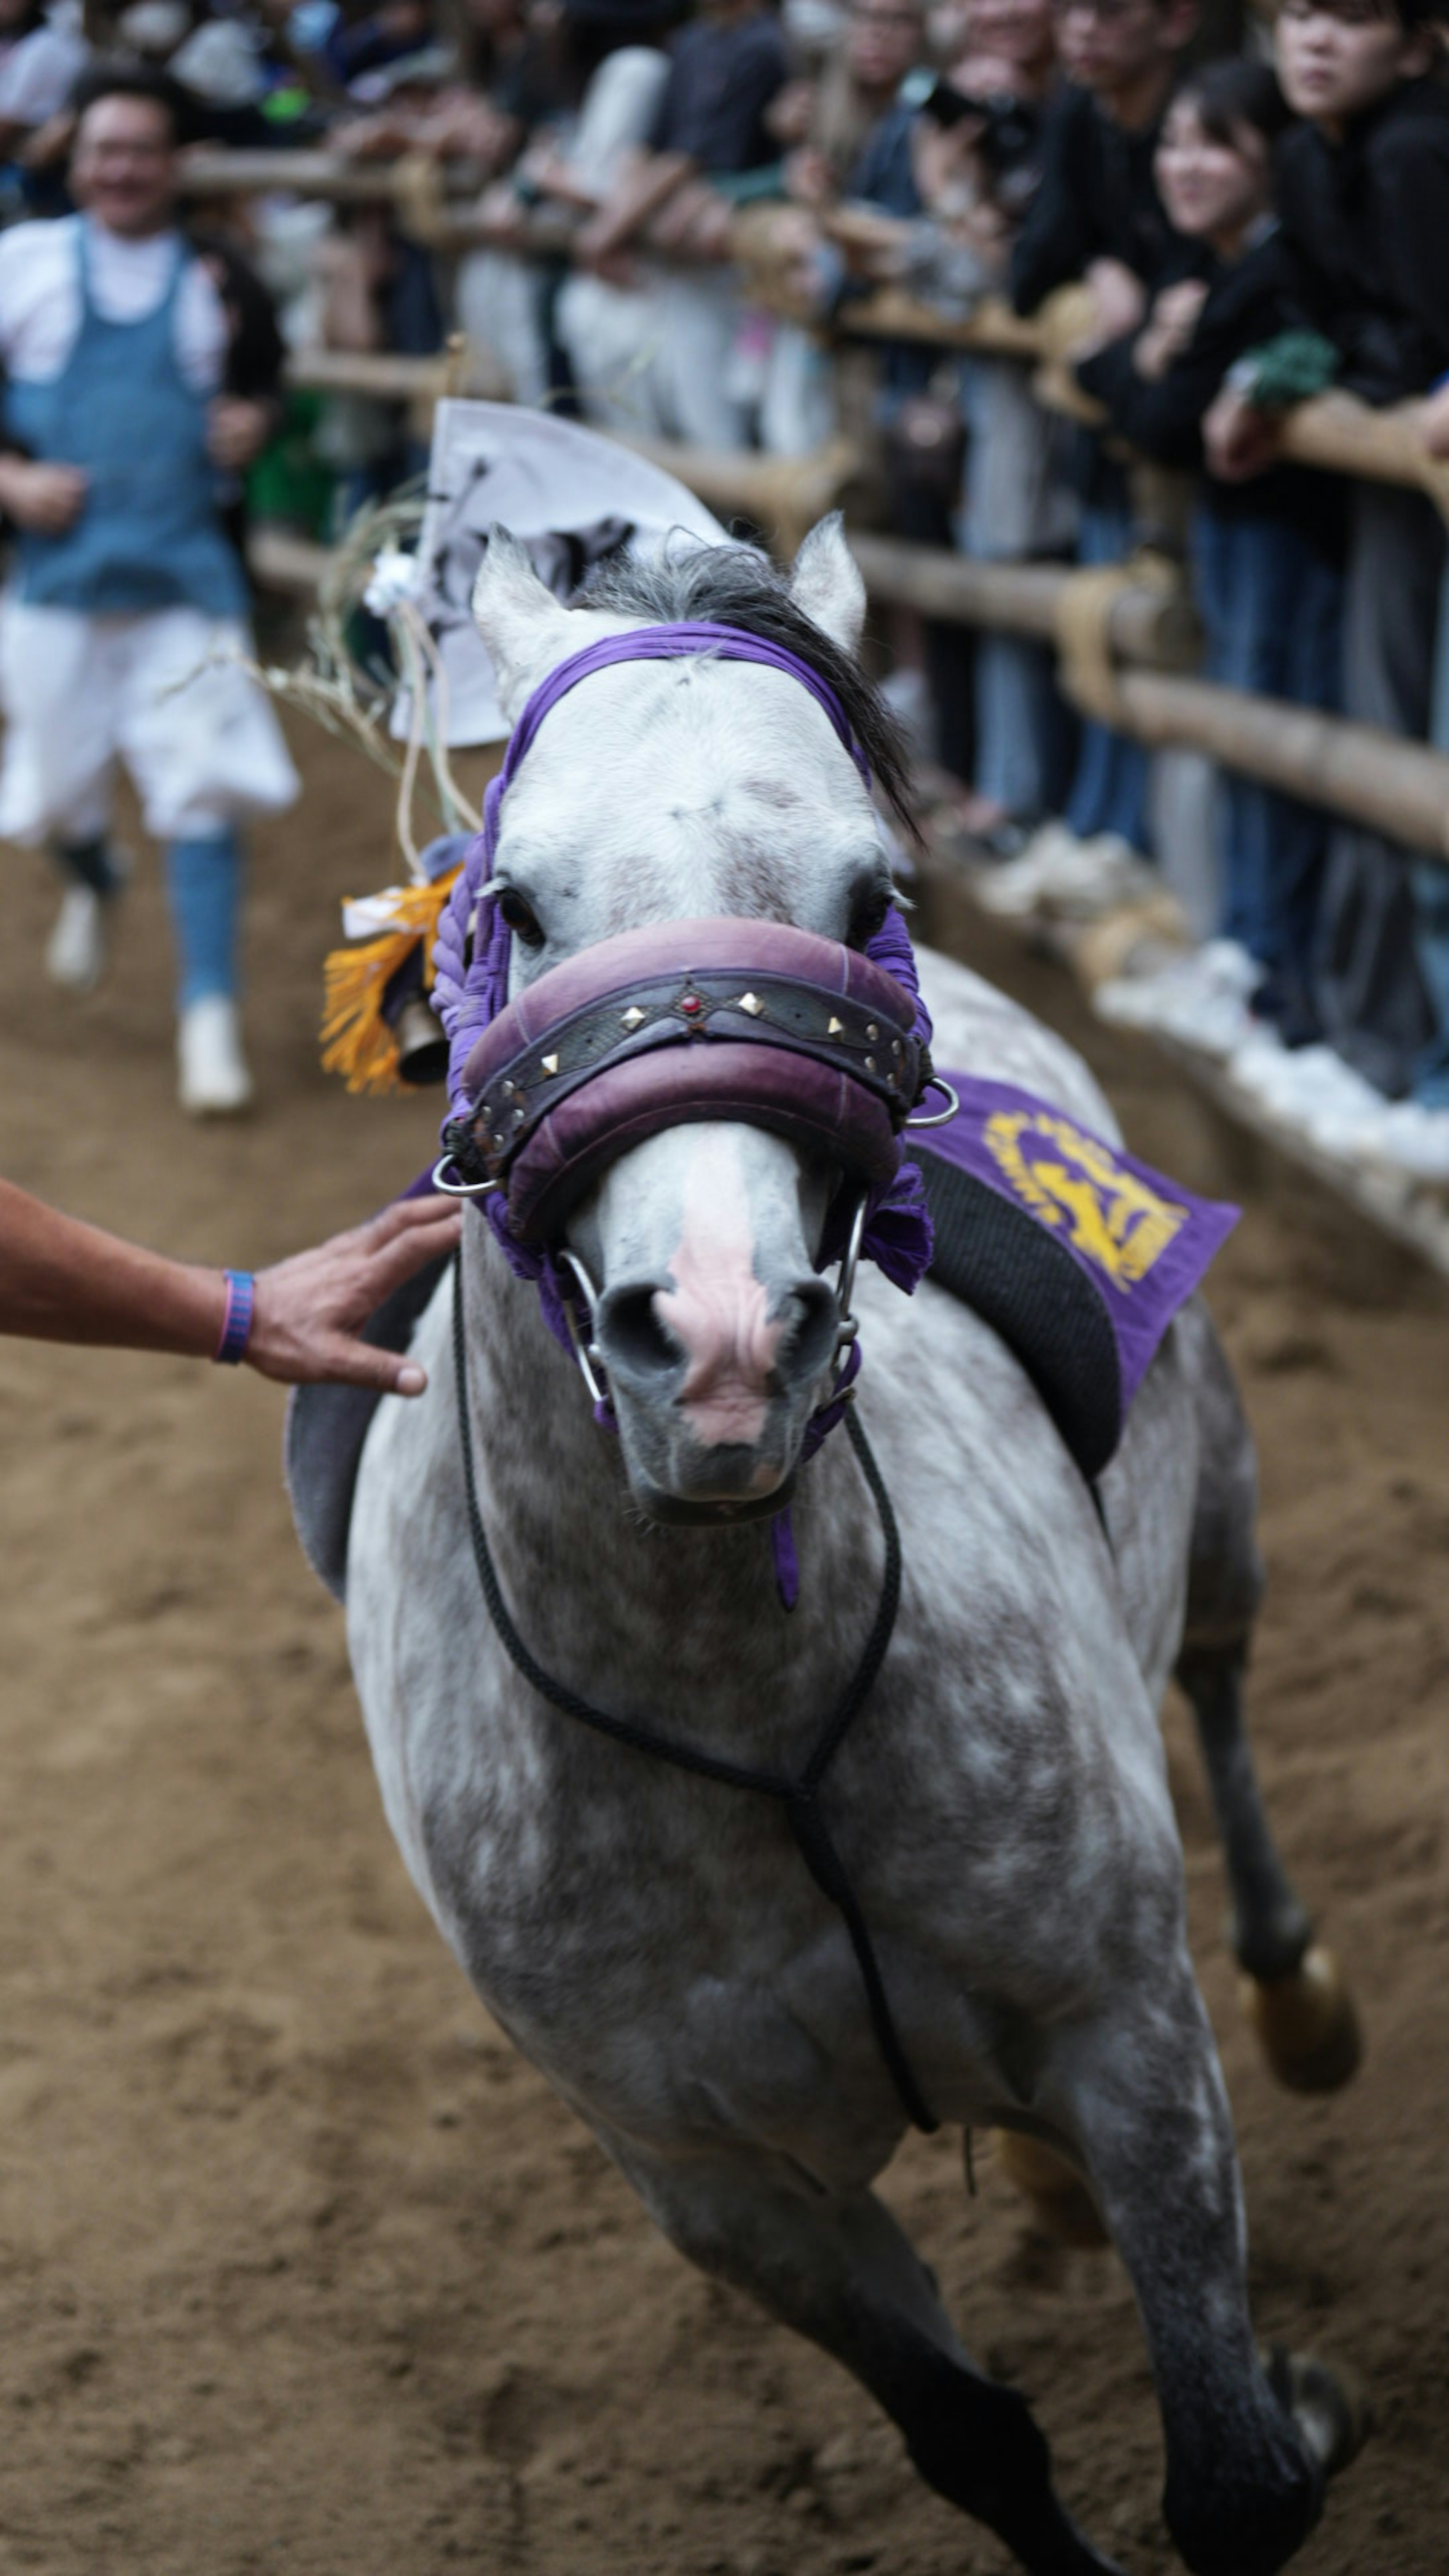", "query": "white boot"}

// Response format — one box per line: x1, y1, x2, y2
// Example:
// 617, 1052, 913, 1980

46, 885, 108, 991
177, 995, 254, 1115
